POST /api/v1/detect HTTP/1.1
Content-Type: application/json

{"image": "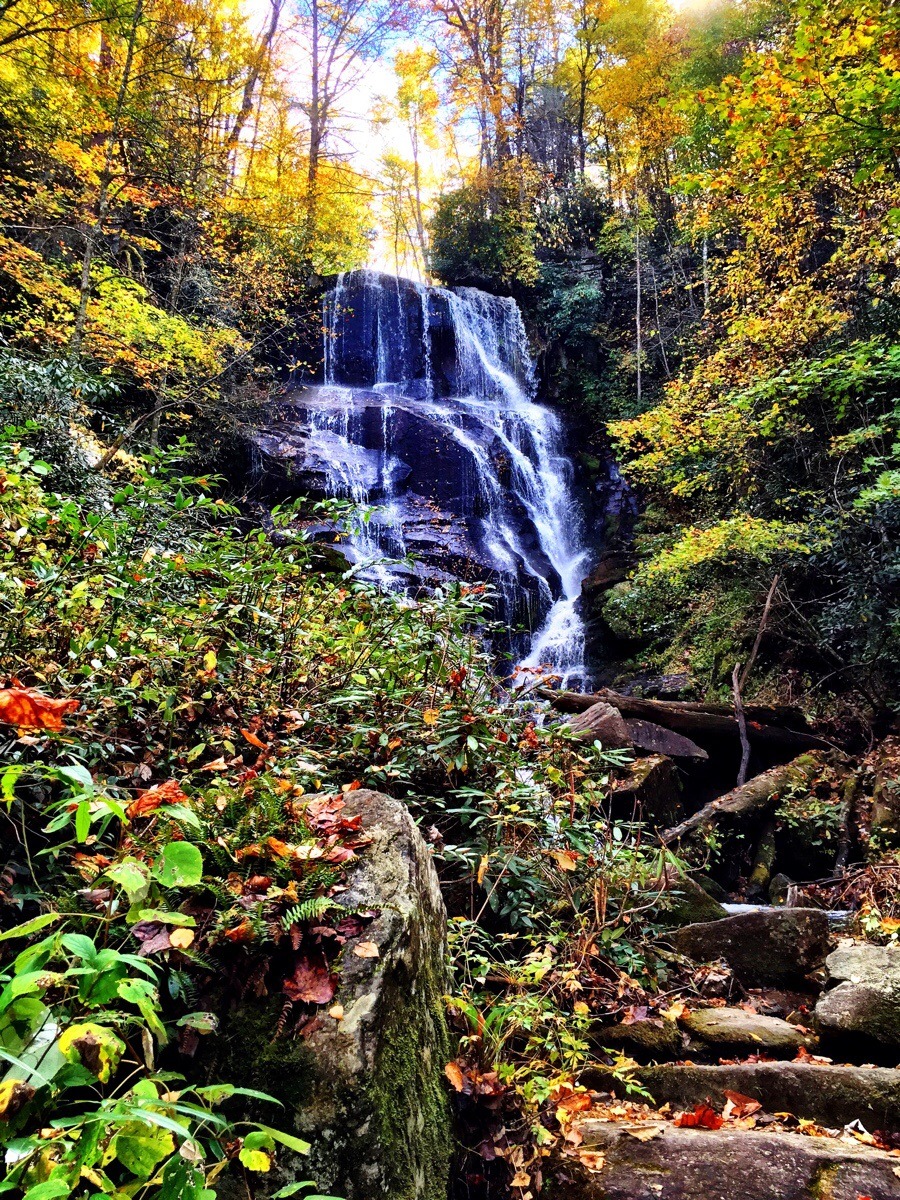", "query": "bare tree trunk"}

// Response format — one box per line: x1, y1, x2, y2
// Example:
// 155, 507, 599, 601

226, 0, 283, 172
635, 204, 642, 406
70, 0, 144, 361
